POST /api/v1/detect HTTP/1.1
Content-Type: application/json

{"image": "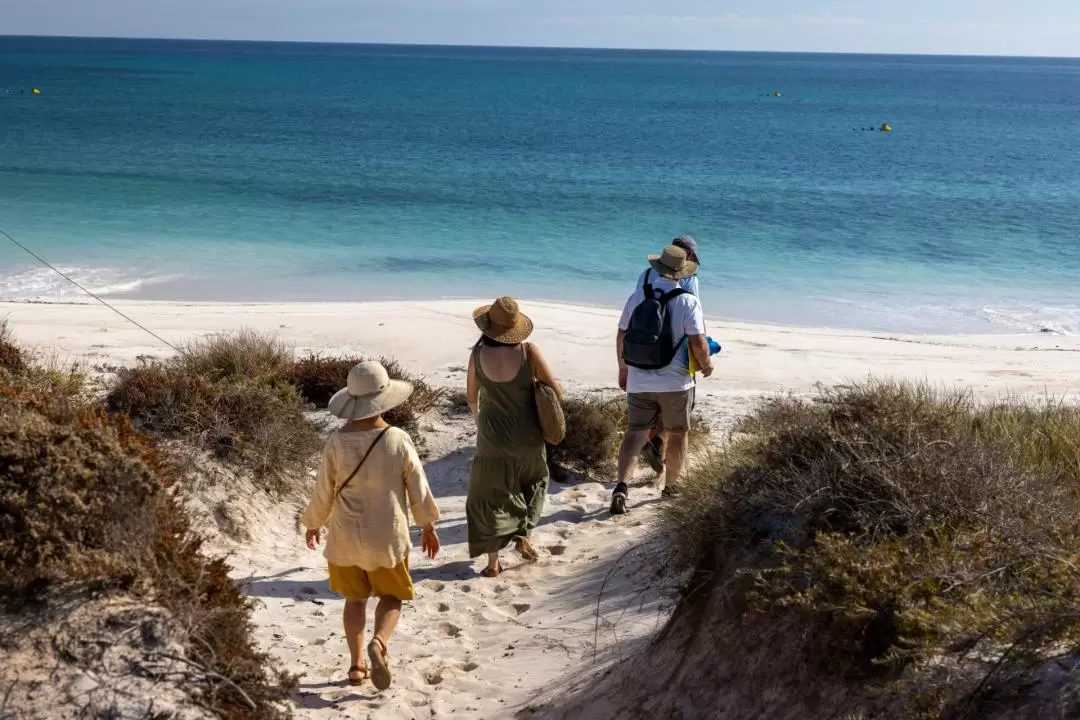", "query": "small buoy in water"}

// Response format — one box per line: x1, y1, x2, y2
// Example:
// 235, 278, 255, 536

881, 123, 892, 132
774, 91, 782, 97
31, 88, 40, 95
